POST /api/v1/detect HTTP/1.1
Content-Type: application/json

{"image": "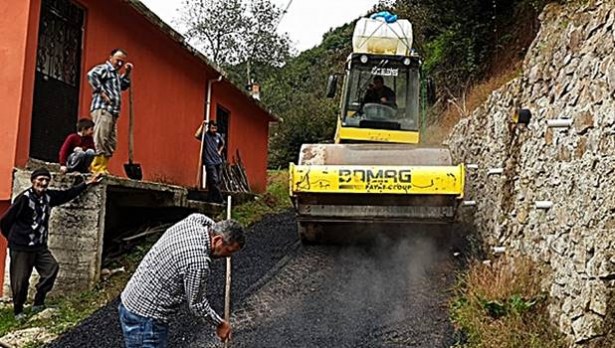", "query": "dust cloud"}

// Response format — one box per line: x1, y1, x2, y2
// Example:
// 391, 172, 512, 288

229, 224, 459, 347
